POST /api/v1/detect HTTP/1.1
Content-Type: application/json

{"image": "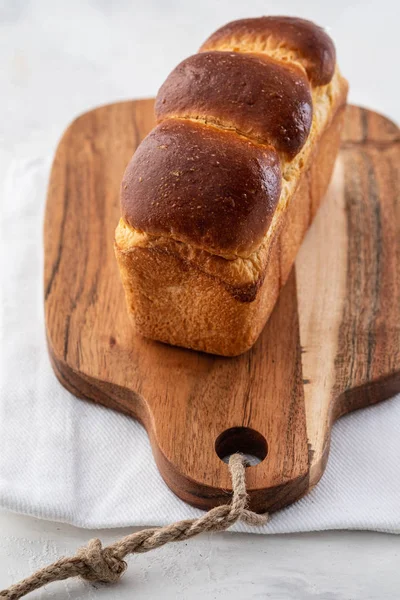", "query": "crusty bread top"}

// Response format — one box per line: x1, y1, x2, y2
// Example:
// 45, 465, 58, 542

121, 119, 281, 256
120, 16, 340, 258
200, 16, 336, 86
155, 52, 312, 158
